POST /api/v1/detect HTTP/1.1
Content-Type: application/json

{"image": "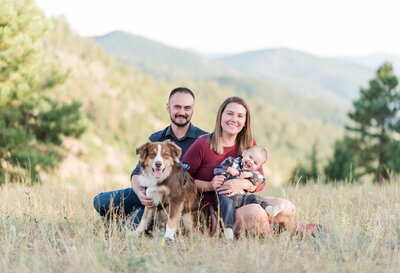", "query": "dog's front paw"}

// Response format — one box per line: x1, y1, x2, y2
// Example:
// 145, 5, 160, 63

163, 233, 175, 241
163, 225, 176, 241
133, 230, 141, 237
128, 228, 143, 238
